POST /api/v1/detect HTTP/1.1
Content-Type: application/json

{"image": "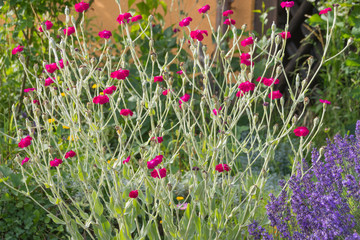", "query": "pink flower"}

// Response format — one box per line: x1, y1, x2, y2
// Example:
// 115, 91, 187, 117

123, 155, 131, 164
92, 95, 109, 104
151, 168, 167, 178
236, 91, 244, 97
179, 93, 191, 107
268, 90, 283, 99
24, 88, 36, 93
177, 202, 188, 210
215, 164, 231, 172
222, 10, 234, 16
280, 31, 291, 39
280, 1, 294, 8
319, 99, 331, 105
64, 150, 76, 159
63, 26, 75, 36
45, 63, 58, 73
117, 13, 132, 24
176, 70, 183, 75
98, 30, 112, 39
162, 89, 170, 96
50, 158, 63, 167
129, 190, 138, 198
179, 17, 192, 27
18, 136, 32, 148
58, 59, 67, 69
173, 28, 180, 33
111, 69, 129, 80
39, 20, 53, 32
240, 53, 253, 66
21, 157, 30, 165
151, 136, 163, 144
198, 4, 210, 14
241, 37, 254, 47
238, 81, 256, 93
131, 15, 142, 22
74, 1, 89, 12
224, 19, 236, 25
190, 30, 208, 41
45, 77, 55, 87
154, 76, 164, 83
294, 126, 309, 137
213, 107, 222, 116
12, 45, 24, 55
33, 99, 40, 105
262, 78, 279, 87
319, 8, 332, 15
147, 155, 163, 169
120, 109, 134, 117
103, 85, 117, 95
